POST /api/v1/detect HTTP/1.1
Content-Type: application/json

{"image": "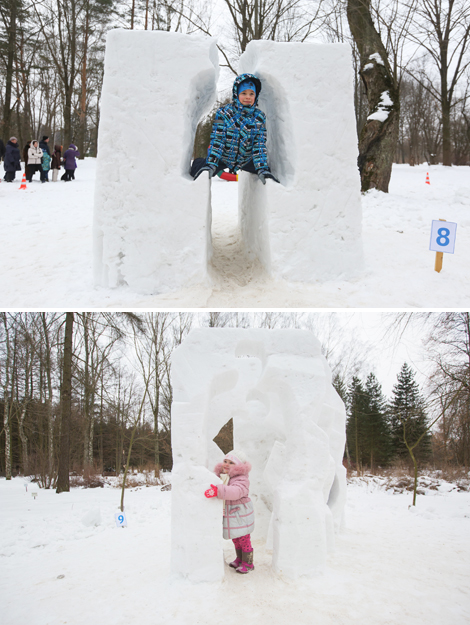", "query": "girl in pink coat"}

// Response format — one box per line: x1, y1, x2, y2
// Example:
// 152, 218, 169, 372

205, 450, 255, 573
